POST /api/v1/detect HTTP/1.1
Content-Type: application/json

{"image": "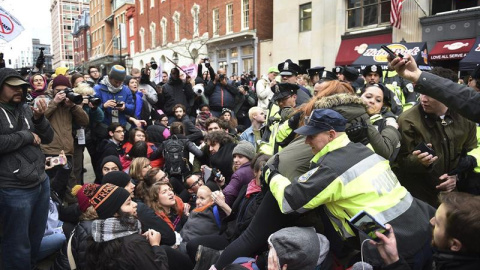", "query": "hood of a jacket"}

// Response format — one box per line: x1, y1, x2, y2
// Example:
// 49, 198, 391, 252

314, 93, 369, 122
